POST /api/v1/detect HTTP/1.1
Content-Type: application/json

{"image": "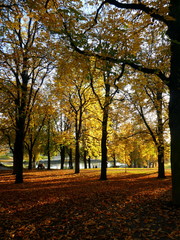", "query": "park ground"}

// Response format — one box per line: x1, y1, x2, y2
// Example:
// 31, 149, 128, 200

0, 168, 179, 240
